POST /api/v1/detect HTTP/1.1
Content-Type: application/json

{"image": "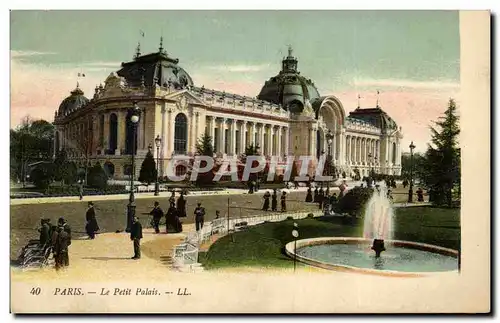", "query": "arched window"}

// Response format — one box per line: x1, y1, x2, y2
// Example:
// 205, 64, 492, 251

174, 113, 188, 154
109, 113, 118, 154
392, 142, 397, 164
